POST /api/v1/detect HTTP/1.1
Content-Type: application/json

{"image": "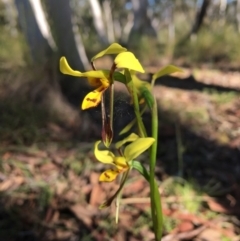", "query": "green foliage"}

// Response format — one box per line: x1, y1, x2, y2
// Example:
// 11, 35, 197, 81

175, 25, 240, 65
204, 88, 239, 104
0, 27, 25, 67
